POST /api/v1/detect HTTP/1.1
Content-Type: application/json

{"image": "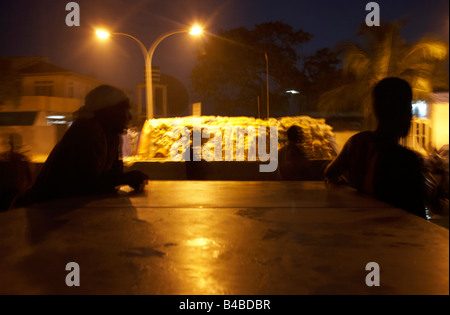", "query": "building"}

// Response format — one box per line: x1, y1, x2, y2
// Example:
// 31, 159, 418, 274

137, 67, 168, 120
0, 57, 132, 158
430, 92, 449, 150
136, 67, 190, 122
329, 92, 449, 155
404, 92, 449, 153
